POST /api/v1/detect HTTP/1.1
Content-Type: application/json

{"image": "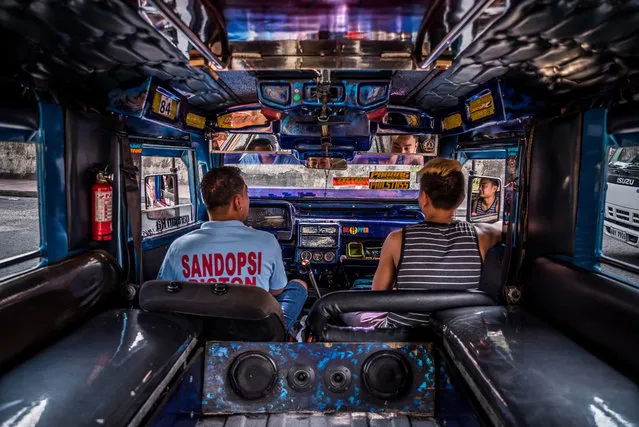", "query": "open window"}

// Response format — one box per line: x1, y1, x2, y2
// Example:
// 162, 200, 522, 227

141, 151, 196, 238
601, 145, 639, 284
0, 139, 41, 280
